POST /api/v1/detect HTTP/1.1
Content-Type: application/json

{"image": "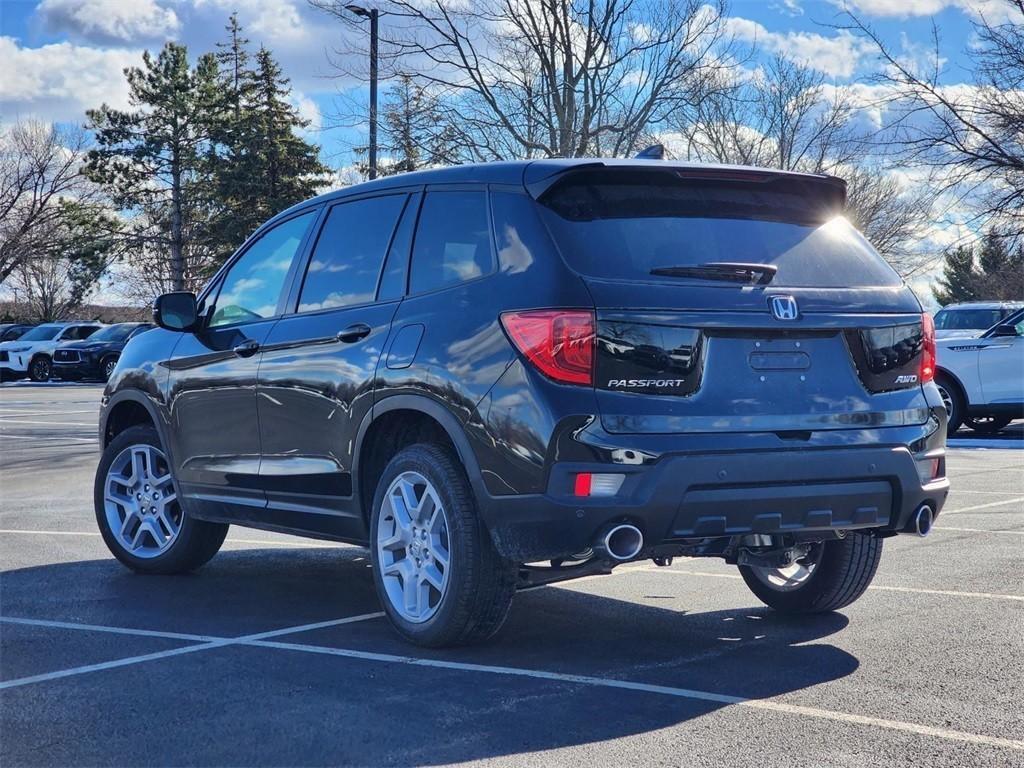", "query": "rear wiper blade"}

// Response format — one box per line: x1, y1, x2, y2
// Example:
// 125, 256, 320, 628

650, 262, 778, 285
